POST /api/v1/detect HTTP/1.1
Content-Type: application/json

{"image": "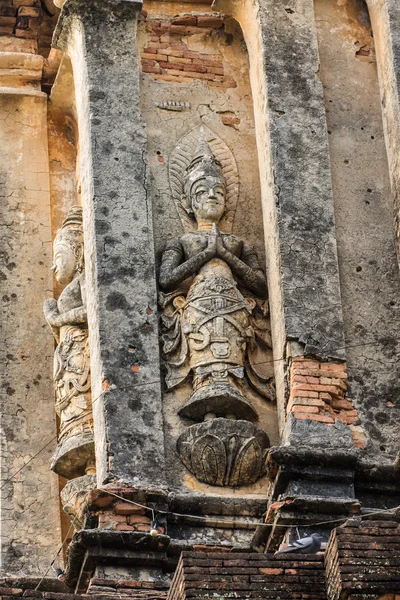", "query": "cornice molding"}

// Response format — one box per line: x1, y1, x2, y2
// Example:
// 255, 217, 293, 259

53, 0, 143, 50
